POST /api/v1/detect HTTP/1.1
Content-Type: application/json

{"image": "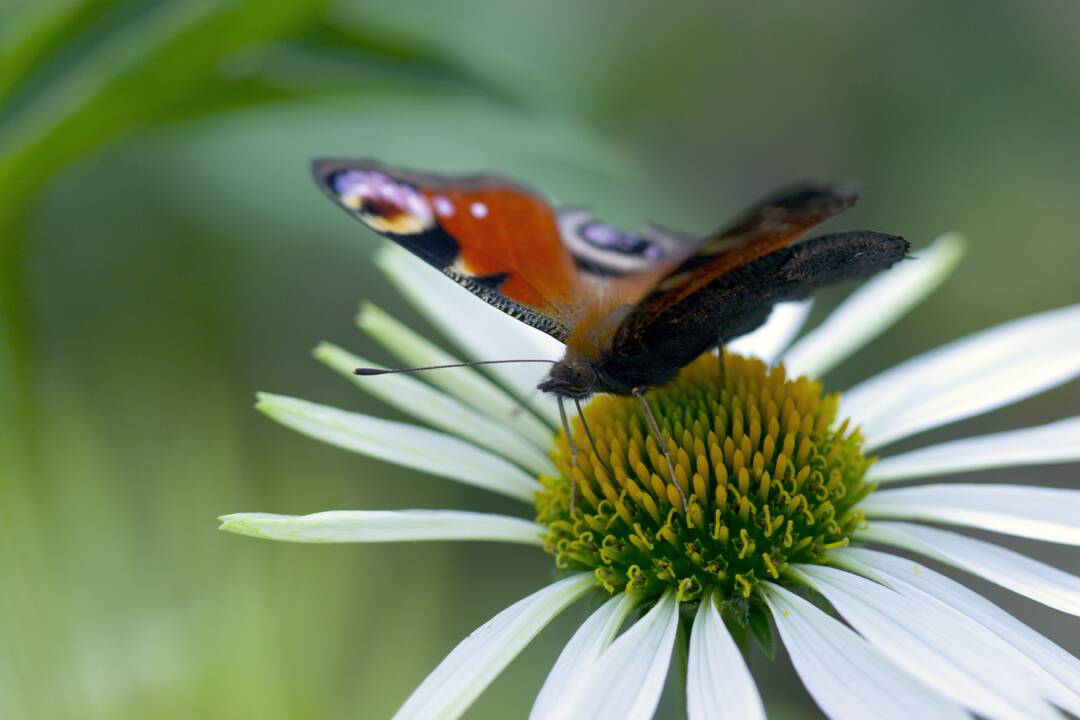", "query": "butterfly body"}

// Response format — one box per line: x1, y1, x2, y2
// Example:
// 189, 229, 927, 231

313, 160, 909, 401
